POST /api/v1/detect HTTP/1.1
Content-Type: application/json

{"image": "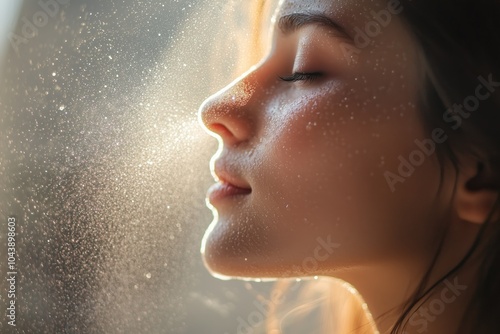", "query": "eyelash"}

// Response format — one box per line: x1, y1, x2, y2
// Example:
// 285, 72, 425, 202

278, 72, 322, 83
